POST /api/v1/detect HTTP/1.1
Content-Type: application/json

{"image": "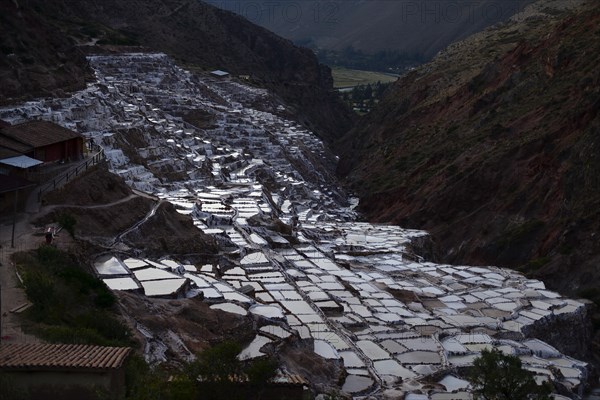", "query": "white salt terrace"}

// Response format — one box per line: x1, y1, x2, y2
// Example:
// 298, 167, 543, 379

0, 53, 590, 399
94, 255, 128, 276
